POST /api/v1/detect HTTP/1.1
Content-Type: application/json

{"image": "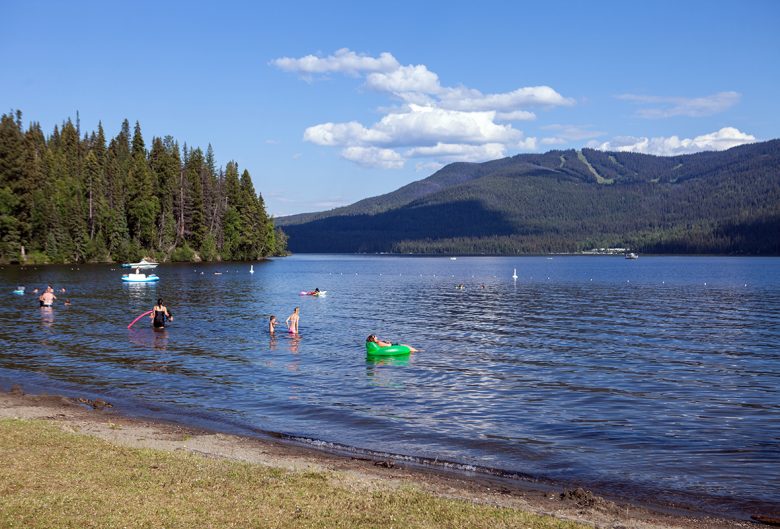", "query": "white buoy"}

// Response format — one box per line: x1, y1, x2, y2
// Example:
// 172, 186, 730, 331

512, 268, 518, 280
250, 265, 254, 274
